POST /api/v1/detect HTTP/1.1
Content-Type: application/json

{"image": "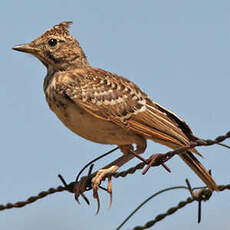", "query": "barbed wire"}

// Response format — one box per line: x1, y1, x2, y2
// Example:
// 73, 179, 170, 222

0, 130, 229, 229
131, 183, 230, 230
72, 130, 230, 203
0, 186, 66, 211
74, 130, 230, 188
